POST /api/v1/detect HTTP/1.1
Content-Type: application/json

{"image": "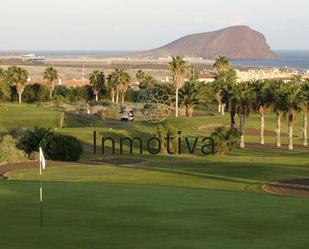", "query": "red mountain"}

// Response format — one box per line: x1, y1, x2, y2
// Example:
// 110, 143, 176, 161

133, 26, 276, 59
